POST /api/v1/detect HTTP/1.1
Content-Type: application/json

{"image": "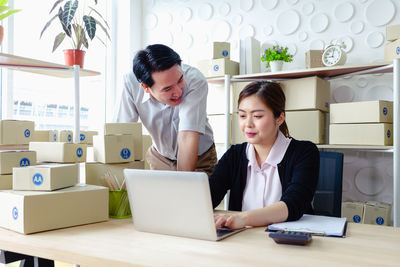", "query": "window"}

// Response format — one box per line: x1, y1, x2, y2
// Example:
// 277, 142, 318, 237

3, 0, 111, 132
